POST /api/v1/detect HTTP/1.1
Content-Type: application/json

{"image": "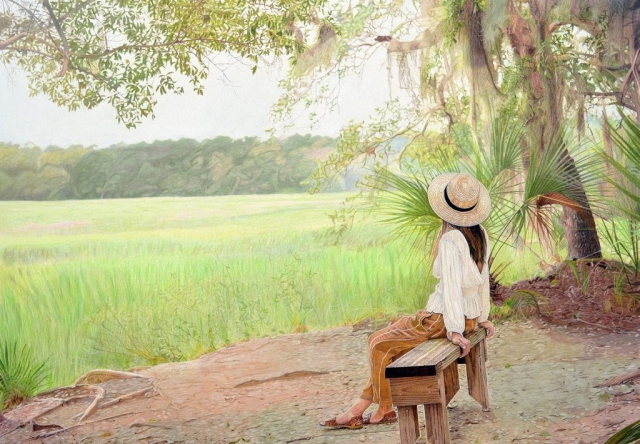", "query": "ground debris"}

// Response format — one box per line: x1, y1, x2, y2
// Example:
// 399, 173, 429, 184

595, 368, 640, 388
